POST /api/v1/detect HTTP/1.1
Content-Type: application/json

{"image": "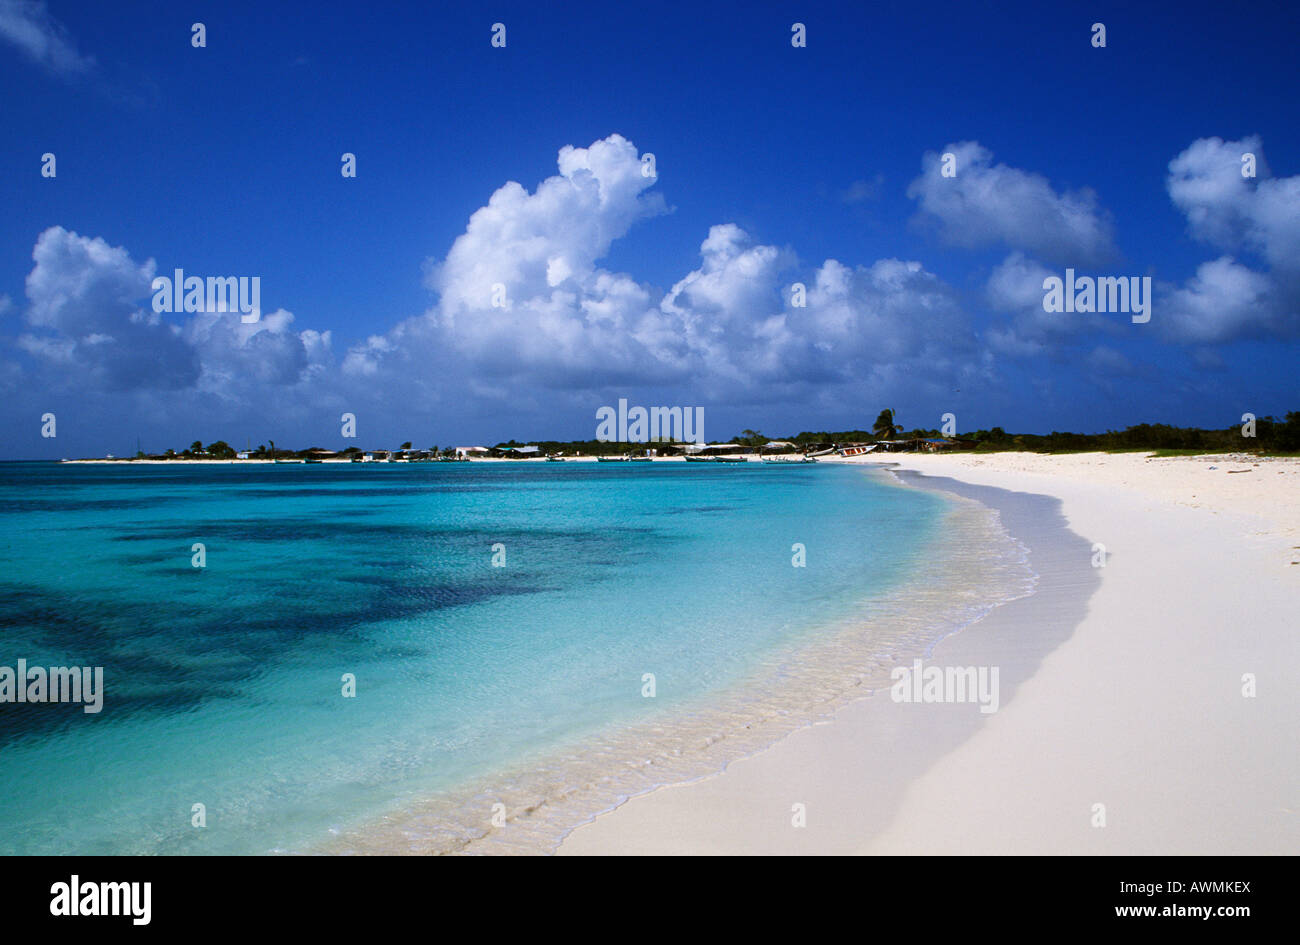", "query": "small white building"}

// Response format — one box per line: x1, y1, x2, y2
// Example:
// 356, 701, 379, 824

454, 446, 489, 459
